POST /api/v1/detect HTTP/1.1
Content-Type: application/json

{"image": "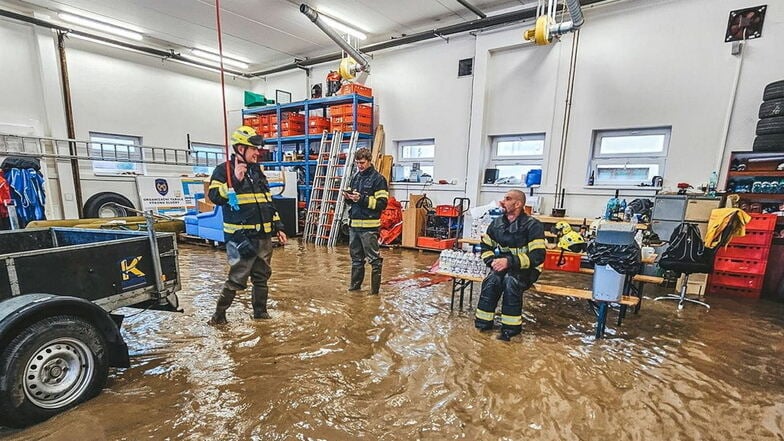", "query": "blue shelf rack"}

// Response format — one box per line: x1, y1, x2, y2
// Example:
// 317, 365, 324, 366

242, 93, 374, 204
